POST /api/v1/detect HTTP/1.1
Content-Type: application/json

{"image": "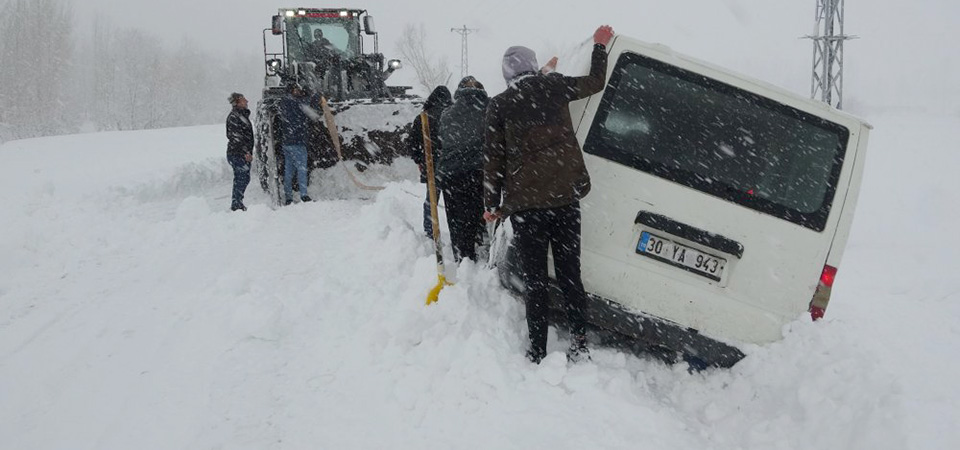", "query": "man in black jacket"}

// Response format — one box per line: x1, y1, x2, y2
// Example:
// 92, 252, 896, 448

439, 76, 489, 262
226, 93, 254, 211
408, 86, 453, 238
